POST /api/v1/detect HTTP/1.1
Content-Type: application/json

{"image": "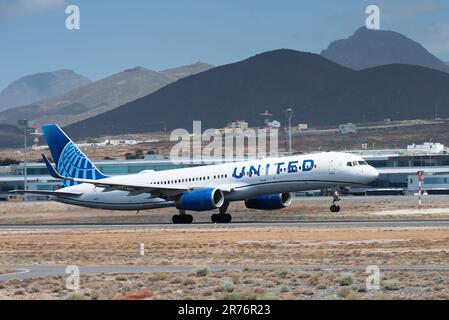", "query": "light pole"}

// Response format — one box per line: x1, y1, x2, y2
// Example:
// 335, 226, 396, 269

18, 119, 29, 201
285, 108, 294, 155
